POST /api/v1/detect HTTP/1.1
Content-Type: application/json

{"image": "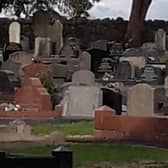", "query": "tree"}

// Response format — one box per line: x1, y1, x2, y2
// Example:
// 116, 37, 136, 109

125, 0, 152, 47
0, 0, 100, 18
